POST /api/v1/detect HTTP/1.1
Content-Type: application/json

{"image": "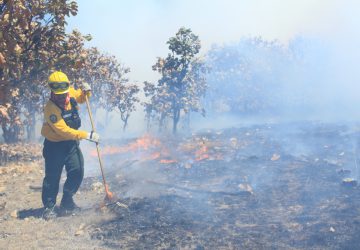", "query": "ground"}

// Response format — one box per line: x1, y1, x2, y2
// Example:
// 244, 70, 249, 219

0, 161, 116, 250
1, 121, 360, 249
